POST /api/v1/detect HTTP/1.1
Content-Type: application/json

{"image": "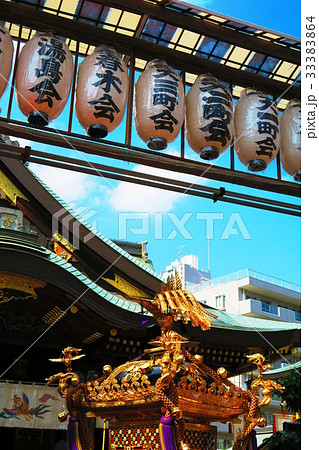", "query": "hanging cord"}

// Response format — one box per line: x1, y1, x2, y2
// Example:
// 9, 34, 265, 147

156, 377, 185, 449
